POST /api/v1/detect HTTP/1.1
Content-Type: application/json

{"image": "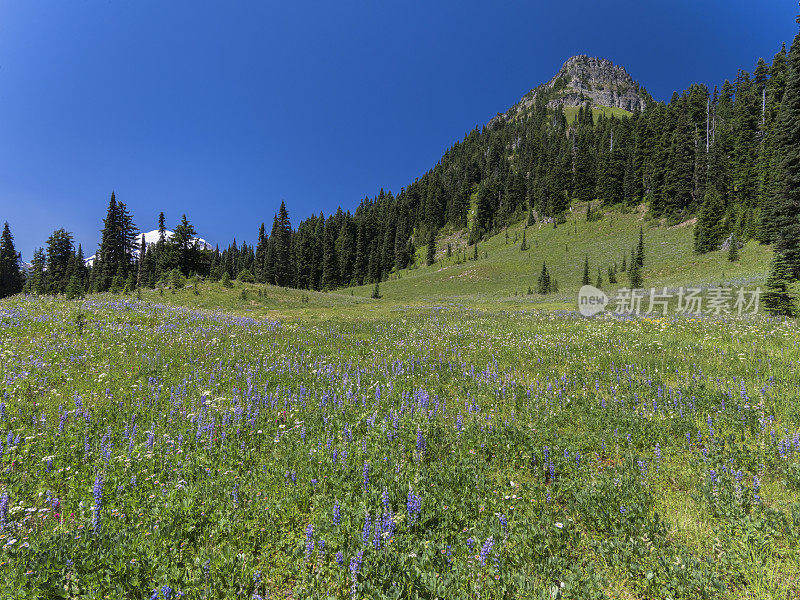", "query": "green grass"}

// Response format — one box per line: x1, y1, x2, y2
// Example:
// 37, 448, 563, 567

350, 204, 773, 309
1, 205, 796, 599
1, 293, 799, 598
562, 105, 633, 124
